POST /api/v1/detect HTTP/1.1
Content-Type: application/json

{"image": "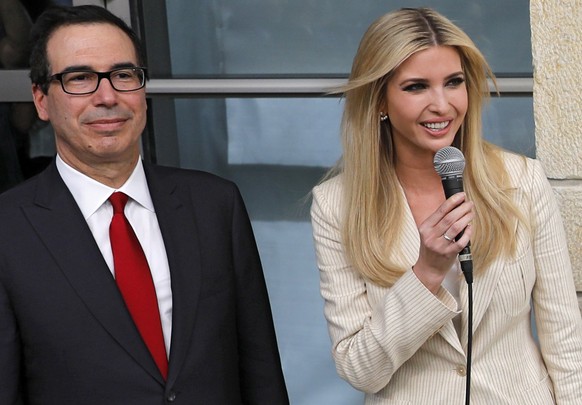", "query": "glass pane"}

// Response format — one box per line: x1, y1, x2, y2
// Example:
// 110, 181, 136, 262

148, 95, 534, 405
0, 0, 70, 193
149, 0, 532, 77
166, 96, 534, 170
483, 96, 535, 158
139, 2, 534, 403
